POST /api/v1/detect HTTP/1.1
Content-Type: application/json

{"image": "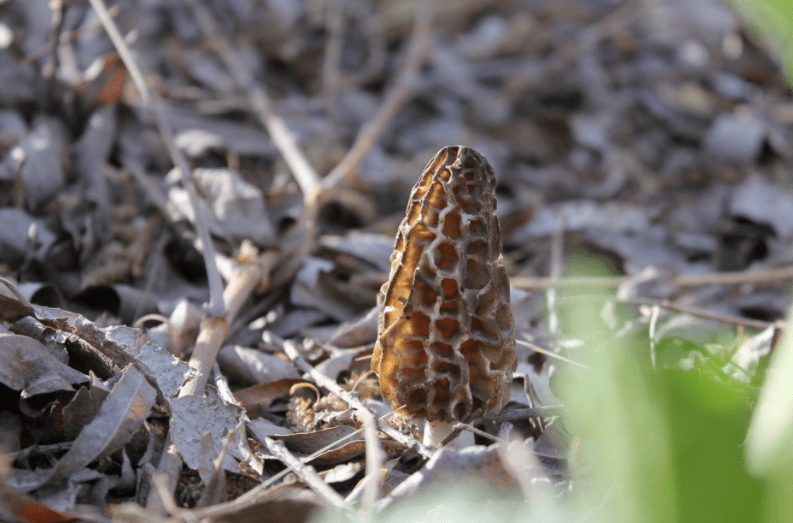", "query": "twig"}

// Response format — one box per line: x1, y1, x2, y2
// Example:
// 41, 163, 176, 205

145, 435, 183, 515
671, 265, 793, 287
182, 243, 262, 396
515, 339, 593, 370
124, 158, 180, 224
504, 0, 641, 96
322, 0, 345, 121
497, 439, 556, 505
511, 274, 630, 290
145, 247, 262, 510
486, 406, 566, 423
283, 339, 434, 459
0, 276, 33, 308
24, 4, 122, 64
263, 436, 349, 511
545, 220, 564, 335
190, 406, 406, 520
41, 0, 66, 108
320, 0, 433, 194
151, 472, 198, 523
648, 304, 660, 370
183, 0, 321, 199
451, 422, 505, 444
512, 265, 793, 292
87, 0, 225, 316
629, 297, 776, 330
269, 1, 433, 289
361, 411, 384, 515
